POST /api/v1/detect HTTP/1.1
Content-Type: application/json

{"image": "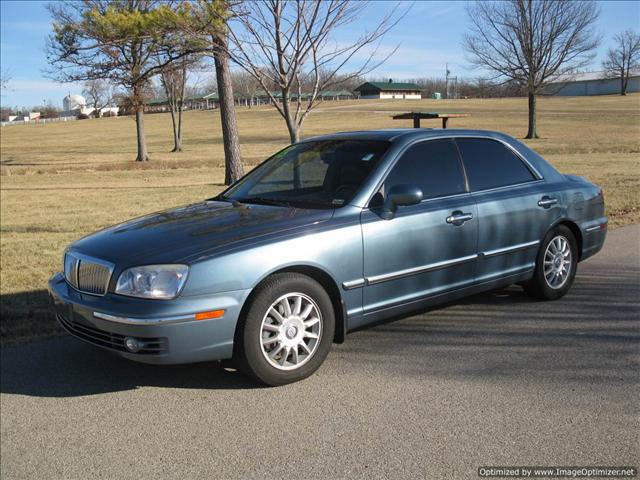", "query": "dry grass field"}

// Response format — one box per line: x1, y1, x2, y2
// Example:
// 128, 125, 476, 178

1, 95, 639, 344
